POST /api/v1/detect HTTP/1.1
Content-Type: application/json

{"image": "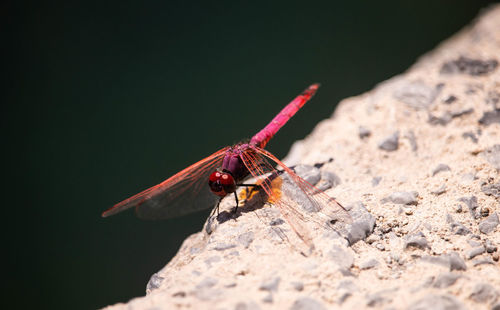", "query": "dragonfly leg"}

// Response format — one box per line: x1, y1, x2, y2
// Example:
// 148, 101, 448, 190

210, 198, 223, 217
232, 192, 239, 214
